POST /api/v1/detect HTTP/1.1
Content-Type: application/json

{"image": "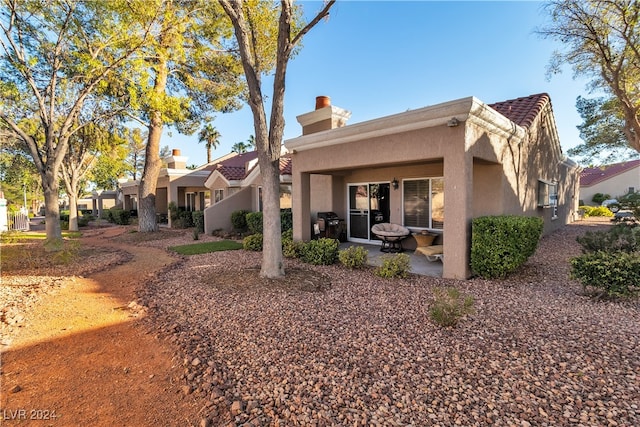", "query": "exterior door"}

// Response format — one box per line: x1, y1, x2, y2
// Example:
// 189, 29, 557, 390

348, 182, 391, 242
